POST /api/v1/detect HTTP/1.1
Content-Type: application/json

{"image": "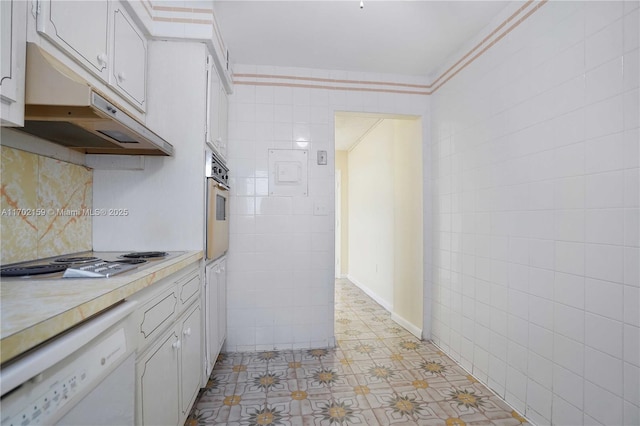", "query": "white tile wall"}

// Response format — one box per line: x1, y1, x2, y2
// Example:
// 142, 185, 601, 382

219, 1, 637, 422
430, 1, 639, 424
225, 65, 430, 352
